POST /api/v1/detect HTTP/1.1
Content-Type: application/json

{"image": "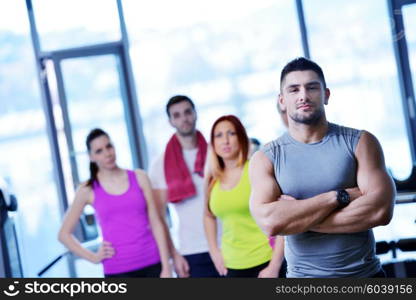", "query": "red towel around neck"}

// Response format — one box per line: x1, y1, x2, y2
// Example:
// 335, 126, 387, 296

164, 130, 207, 203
